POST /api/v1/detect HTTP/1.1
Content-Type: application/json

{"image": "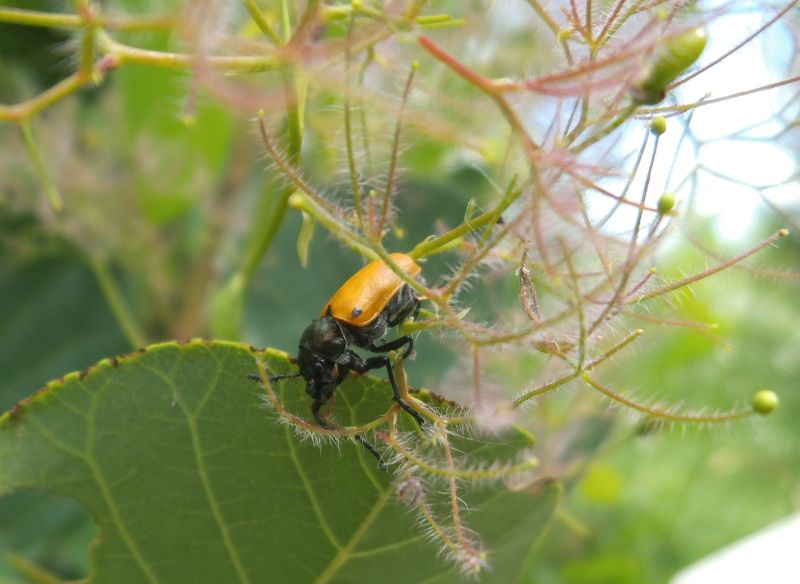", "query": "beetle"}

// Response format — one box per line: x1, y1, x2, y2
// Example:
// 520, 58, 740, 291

260, 253, 426, 452
296, 252, 426, 428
